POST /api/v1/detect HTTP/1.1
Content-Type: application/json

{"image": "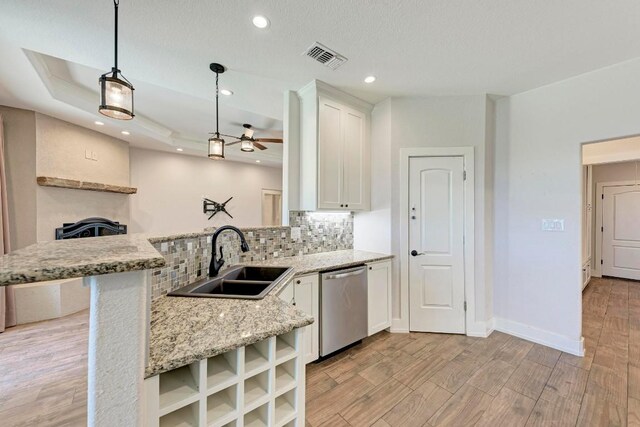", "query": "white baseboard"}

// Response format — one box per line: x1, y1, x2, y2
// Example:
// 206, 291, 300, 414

391, 317, 409, 333
466, 319, 495, 338
493, 317, 584, 356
